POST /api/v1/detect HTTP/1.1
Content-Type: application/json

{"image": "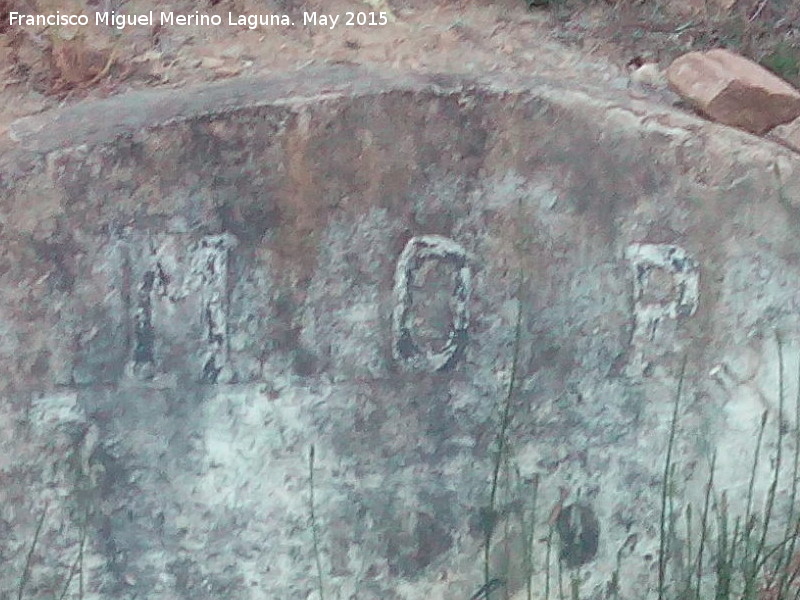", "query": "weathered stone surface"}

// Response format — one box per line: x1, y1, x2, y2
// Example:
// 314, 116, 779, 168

3, 66, 800, 600
772, 115, 800, 152
667, 48, 800, 134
